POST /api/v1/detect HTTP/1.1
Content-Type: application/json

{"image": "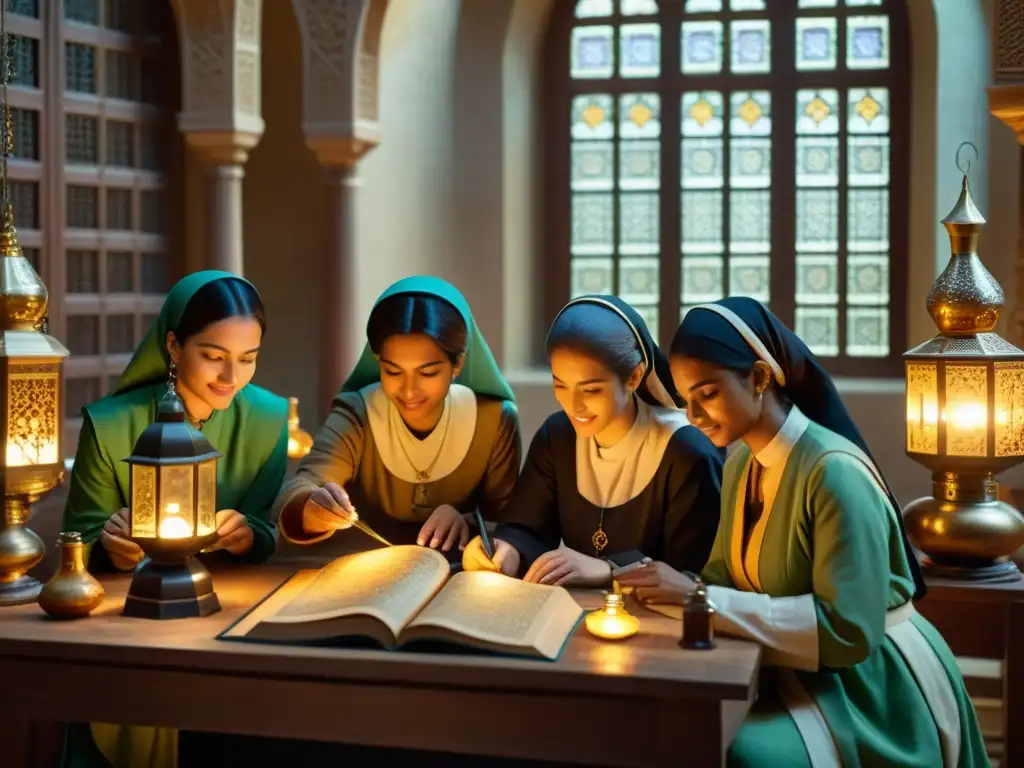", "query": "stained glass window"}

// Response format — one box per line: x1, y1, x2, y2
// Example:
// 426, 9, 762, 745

552, 0, 908, 374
